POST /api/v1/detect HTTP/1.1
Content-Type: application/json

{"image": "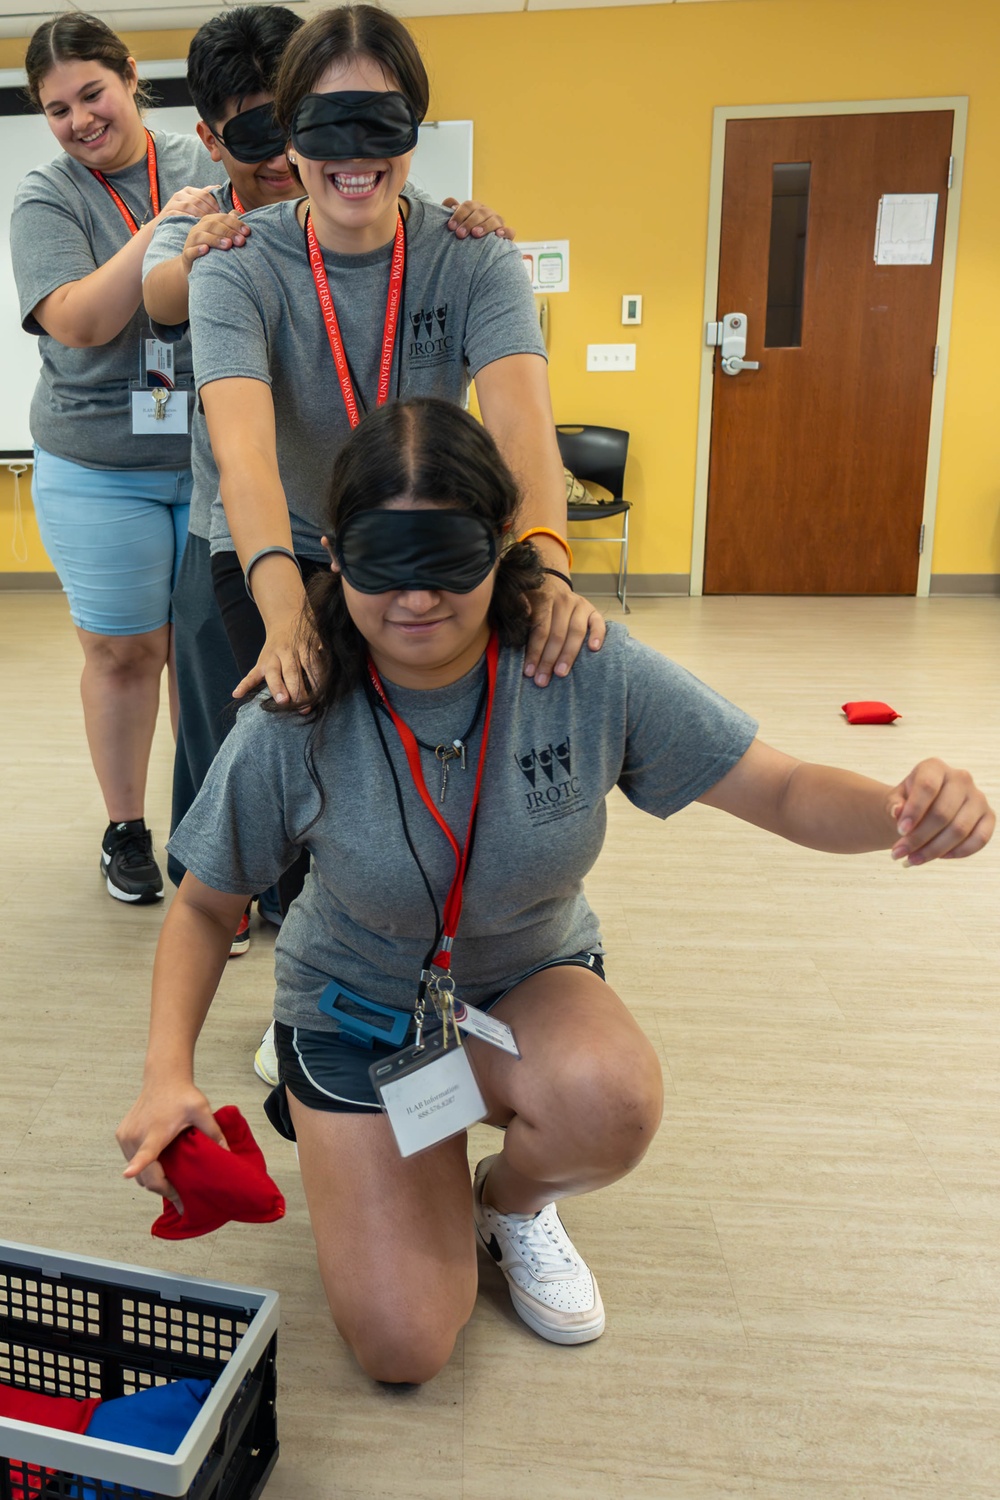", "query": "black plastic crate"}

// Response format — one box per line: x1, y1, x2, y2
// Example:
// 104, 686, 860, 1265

0, 1242, 279, 1500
